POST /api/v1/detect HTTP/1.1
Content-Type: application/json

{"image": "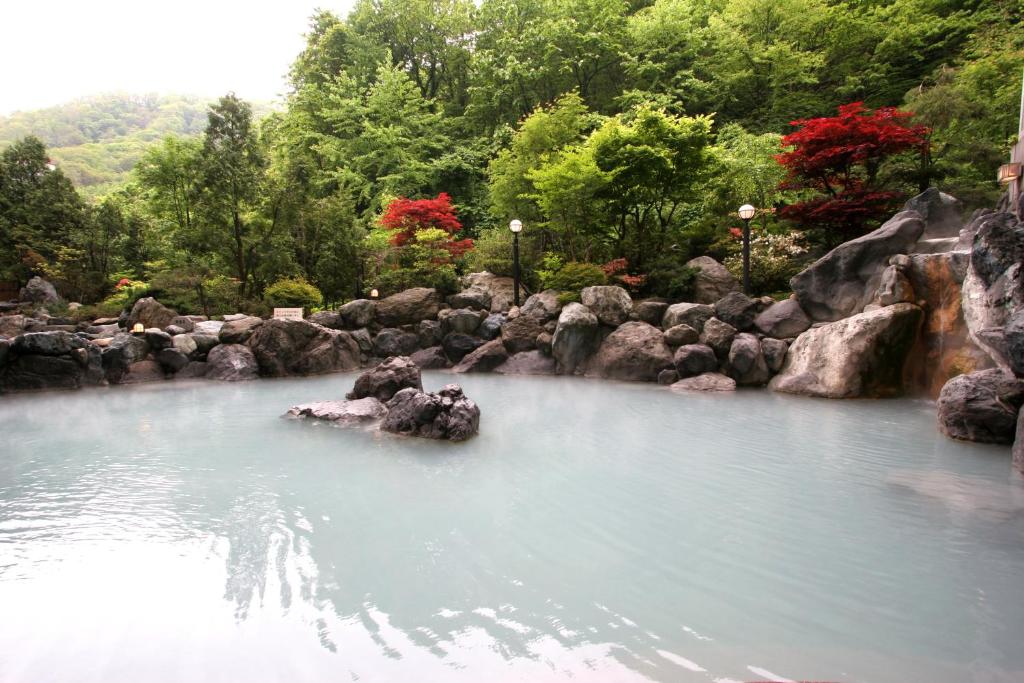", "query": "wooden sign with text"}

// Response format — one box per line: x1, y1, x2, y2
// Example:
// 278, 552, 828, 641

273, 307, 304, 320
